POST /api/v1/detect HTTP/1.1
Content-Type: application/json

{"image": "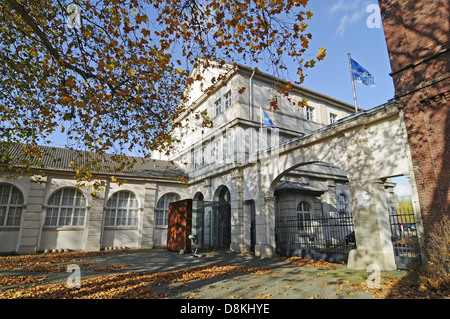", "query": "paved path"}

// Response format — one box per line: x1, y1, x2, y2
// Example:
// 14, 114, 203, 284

82, 249, 401, 299
1, 249, 406, 300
